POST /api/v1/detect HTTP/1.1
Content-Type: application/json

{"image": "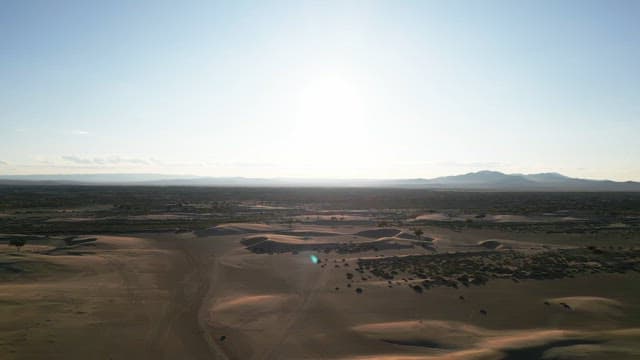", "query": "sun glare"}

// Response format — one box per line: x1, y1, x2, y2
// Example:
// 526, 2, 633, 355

292, 68, 368, 167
